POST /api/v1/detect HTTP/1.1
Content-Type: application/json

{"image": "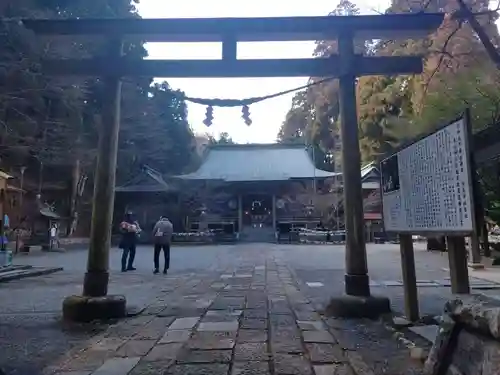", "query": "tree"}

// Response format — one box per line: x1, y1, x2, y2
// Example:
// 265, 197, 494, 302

0, 0, 197, 234
208, 132, 235, 145
278, 0, 362, 169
